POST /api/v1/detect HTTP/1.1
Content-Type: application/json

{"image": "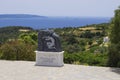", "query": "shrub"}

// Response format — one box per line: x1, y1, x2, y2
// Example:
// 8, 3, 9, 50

108, 43, 120, 67
64, 44, 85, 53
0, 40, 36, 61
19, 32, 37, 45
64, 52, 108, 66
